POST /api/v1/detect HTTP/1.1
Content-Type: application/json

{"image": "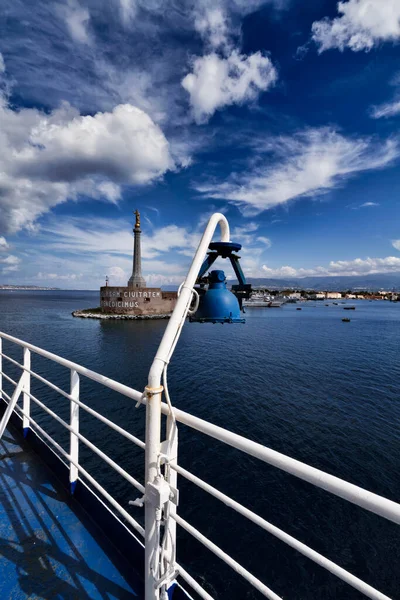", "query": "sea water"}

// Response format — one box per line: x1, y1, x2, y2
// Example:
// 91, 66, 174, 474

0, 290, 399, 599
